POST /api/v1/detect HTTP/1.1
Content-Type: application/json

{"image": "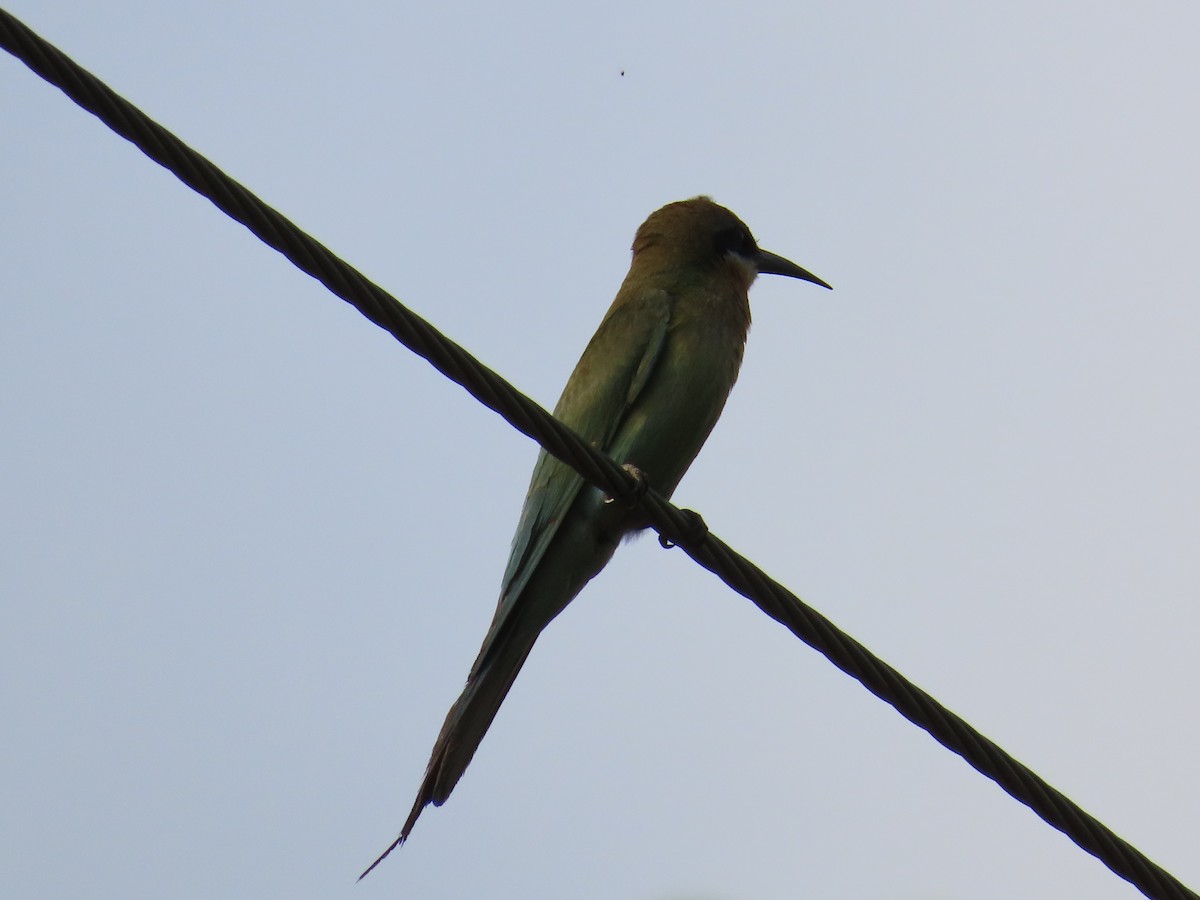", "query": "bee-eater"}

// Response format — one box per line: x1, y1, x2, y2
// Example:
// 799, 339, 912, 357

362, 196, 830, 876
